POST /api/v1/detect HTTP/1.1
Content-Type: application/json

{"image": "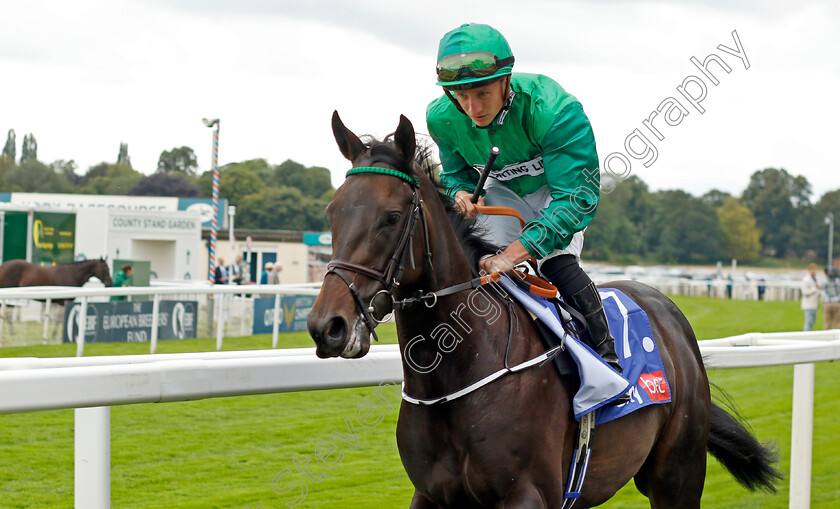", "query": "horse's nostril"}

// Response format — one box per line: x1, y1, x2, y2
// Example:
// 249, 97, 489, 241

325, 317, 347, 344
